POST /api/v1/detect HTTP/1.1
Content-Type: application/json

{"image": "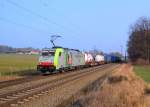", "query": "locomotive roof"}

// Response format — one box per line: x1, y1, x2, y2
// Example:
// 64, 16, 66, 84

52, 46, 80, 52
42, 47, 80, 53
42, 48, 55, 52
